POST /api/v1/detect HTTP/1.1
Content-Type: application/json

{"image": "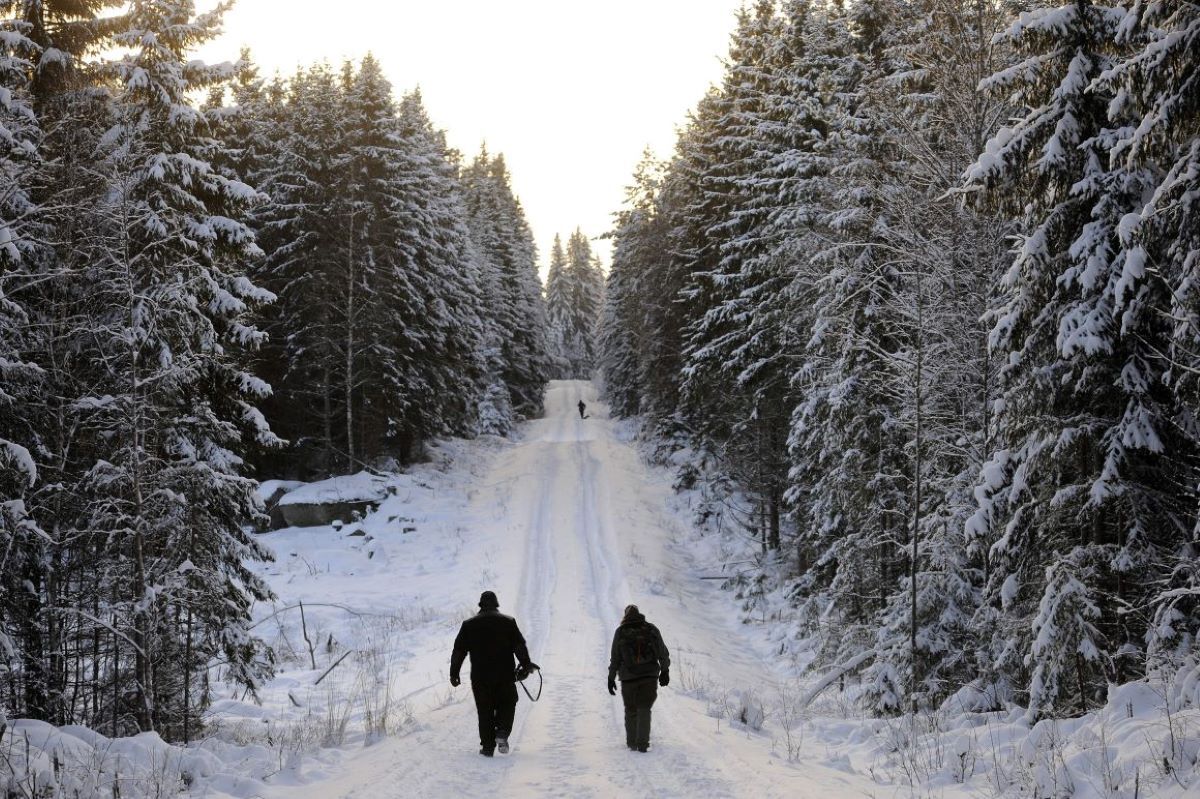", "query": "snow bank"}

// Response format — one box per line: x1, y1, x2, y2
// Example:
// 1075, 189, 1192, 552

0, 719, 269, 799
799, 678, 1200, 798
